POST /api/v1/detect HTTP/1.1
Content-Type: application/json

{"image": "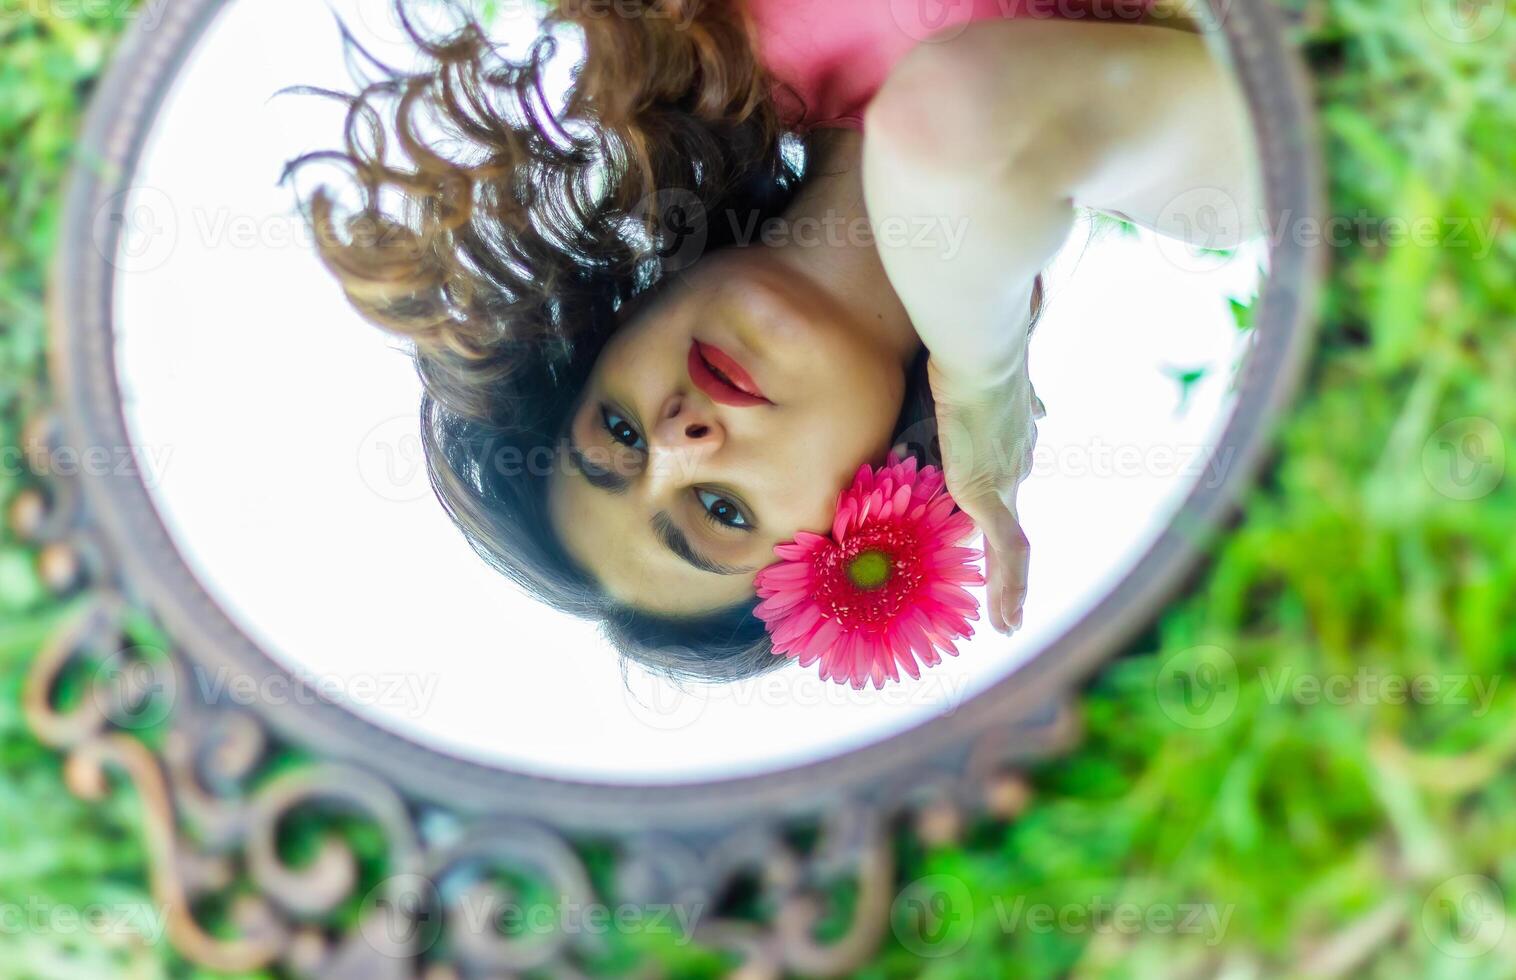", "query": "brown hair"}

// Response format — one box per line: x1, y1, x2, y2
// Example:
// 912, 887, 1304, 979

293, 0, 792, 416
285, 0, 1033, 682
282, 0, 823, 680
